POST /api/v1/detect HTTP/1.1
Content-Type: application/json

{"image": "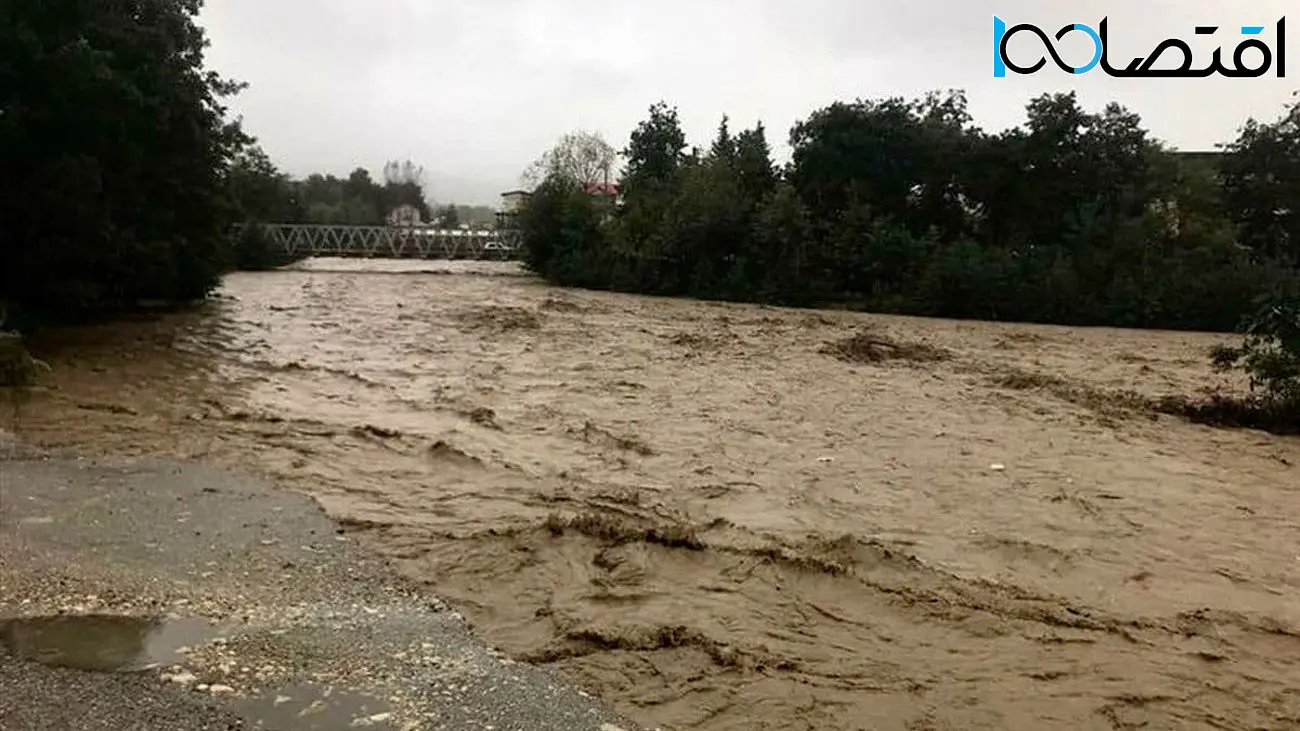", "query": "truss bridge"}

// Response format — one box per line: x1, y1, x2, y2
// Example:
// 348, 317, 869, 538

243, 224, 523, 261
